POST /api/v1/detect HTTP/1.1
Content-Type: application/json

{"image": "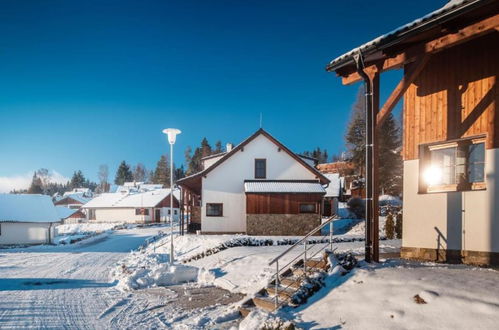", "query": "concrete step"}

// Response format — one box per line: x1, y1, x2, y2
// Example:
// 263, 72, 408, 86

252, 296, 278, 312
279, 277, 303, 289
266, 286, 296, 300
